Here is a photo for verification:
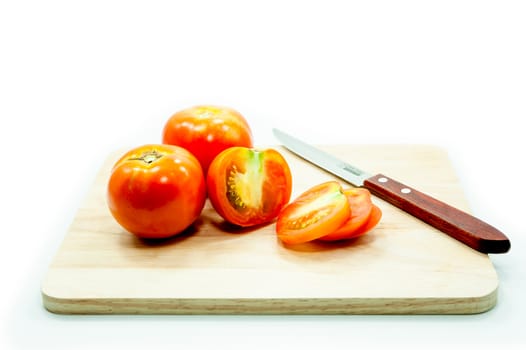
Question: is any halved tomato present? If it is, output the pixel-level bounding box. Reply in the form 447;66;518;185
276;181;351;245
206;147;292;227
317;188;374;241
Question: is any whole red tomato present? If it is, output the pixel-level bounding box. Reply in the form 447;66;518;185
207;147;292;227
107;144;206;239
162;105;253;174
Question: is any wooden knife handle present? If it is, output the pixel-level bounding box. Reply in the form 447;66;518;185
363;174;510;254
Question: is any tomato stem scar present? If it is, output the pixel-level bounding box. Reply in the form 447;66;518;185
128;150;163;164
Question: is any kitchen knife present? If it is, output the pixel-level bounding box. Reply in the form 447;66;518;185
272;128;510;254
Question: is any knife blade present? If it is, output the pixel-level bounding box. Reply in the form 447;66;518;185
272;128;510;254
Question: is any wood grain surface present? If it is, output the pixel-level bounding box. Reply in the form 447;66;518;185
41;145;499;314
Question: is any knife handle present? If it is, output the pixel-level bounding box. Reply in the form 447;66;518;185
363;174;510;254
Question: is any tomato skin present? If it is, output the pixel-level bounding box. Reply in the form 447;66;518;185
207;147;292;227
107;144;206;239
276;182;351;245
346;204;382;238
162;105;253;174
317;188;374;241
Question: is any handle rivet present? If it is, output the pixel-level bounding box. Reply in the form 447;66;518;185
378;177;388;183
401;188;411;194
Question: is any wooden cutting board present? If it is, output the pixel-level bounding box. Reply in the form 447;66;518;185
41;145;499;314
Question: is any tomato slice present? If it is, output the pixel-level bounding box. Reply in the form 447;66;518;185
207;147;292;227
276;181;351;245
350;204;382;237
320;204;382;241
317;188;374;242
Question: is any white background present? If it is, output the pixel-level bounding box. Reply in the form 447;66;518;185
1;0;525;349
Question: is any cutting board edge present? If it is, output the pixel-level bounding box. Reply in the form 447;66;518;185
41;285;498;315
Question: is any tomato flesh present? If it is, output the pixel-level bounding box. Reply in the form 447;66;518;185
226;152;264;211
207;147;292;227
276;182;351;245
